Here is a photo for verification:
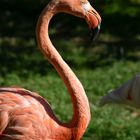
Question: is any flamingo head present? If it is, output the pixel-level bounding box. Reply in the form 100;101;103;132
54;0;101;41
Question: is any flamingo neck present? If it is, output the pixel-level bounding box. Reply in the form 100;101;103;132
36;2;91;138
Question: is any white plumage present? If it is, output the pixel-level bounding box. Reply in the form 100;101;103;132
100;73;140;108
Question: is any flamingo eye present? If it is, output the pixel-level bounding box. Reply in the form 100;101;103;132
81;0;85;3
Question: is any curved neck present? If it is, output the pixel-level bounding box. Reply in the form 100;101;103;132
36;2;90;138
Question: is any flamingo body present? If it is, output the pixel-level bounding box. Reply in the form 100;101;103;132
0;0;101;139
0;87;71;140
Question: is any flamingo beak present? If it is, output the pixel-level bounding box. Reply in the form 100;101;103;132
83;2;101;41
90;22;101;41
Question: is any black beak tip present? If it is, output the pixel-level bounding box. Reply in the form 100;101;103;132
90;23;101;41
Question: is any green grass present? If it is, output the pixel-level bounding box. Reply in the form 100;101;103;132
1;60;140;140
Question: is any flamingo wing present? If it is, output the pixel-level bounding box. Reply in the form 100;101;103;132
0;87;54;140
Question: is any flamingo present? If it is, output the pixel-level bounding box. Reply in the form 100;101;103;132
0;0;101;139
100;73;140;108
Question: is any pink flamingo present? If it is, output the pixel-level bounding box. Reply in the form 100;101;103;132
0;0;101;139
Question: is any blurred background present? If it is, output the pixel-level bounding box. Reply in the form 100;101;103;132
0;0;140;139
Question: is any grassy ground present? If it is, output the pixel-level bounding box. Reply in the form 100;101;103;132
1;55;140;139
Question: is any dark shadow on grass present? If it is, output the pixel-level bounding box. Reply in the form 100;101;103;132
0;0;140;76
